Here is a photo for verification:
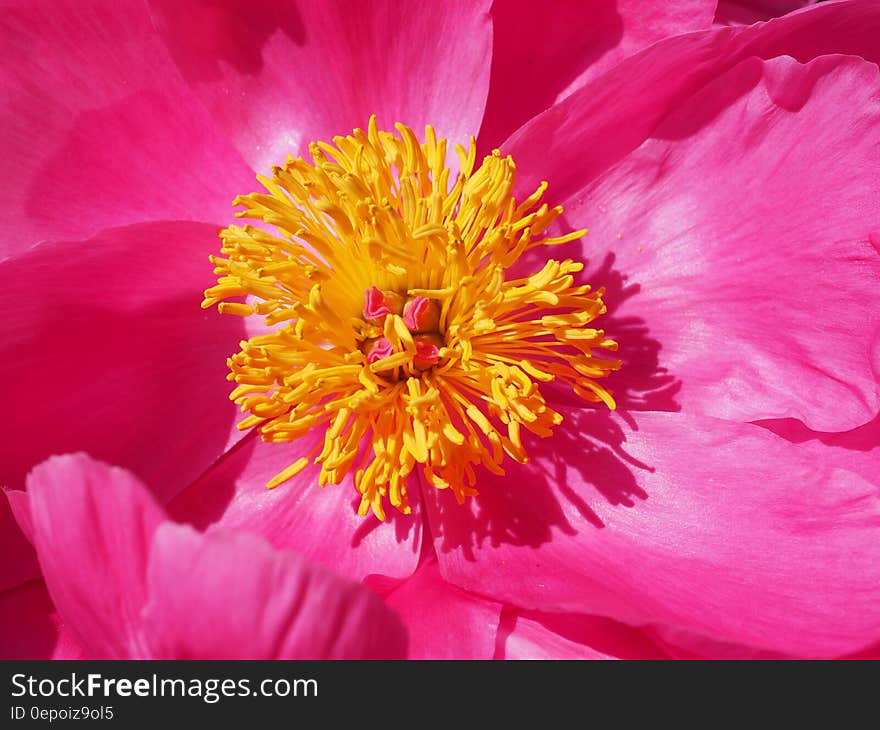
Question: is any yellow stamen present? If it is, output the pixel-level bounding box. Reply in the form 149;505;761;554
206;117;620;519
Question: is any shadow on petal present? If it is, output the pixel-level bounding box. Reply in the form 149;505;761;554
149;0;306;81
167;432;423;583
422;250;677;557
586;250;682;413
424;407;655;559
349;476;422;550
508;233;681;413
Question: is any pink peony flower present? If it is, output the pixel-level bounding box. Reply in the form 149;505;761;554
3;0;880;660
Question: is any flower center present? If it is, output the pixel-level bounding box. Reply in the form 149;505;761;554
203;117;620;519
360;287;444;377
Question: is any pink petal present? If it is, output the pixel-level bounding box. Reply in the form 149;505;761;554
26;454;166;658
650;625;792;659
141;523;406;659
716;1;818;26
0;0;254;254
50;627;86;660
425;409;880;658
532;54;880;430
757;415;880;488
0;490;39;591
0;578;82;659
148;0;493;172
0;222;245;502
506;0;880;202
167;433;422;584
0;581;62;659
653;622;880;660
480;0;716;149
384;561;501;660
25;452;407;660
498;610;669;660
840;642;880;661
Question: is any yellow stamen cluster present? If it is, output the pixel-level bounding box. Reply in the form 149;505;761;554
203;118;619;519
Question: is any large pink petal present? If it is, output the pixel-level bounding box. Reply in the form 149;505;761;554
167;433;422;584
0;222;245;502
0;0;254;254
25;454;166;659
0;490;39;591
424;409;880;658
384;561;501;660
506;0;880;200
529;54;880;430
479;0;716;149
148;0;493;172
141;523;406;659
498;610;669;660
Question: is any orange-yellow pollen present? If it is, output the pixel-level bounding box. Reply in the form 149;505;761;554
203;117;620;520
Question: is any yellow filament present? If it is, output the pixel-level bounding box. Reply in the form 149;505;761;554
205;117;619;519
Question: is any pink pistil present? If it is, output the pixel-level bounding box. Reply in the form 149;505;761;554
363;286;403;325
413;334;442;369
365;337;394;364
402;296;441;333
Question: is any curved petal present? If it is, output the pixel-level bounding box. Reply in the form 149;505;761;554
649;625;792;659
534;54;880;430
425;409;880;658
0;490;39;591
498;610;668;660
25;454;165;659
716;1;817;26
148;0;493;172
505;0;880;199
167;433;422;584
480;0;716;149
0;222;245;501
756;415;880;488
24;452;408;660
651;621;880;659
0;0;254;254
384;561;500;660
141;523;407;659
